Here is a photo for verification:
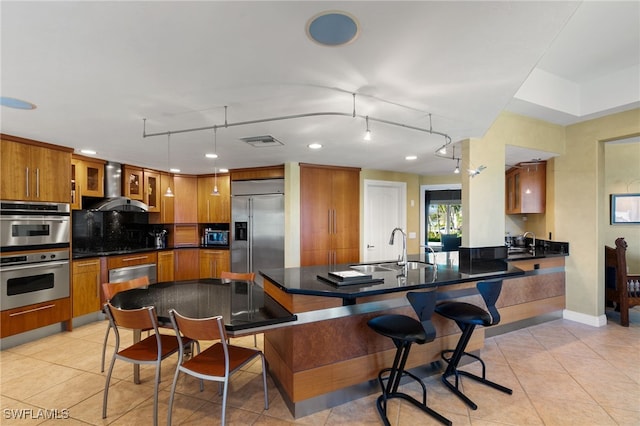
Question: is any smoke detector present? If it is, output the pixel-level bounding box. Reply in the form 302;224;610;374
240;135;284;148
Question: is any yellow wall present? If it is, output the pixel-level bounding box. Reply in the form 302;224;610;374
556;108;640;320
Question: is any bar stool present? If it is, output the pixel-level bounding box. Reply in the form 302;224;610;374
367;291;451;426
435;279;513;410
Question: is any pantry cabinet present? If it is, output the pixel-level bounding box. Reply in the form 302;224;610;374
300;164;360;266
72;258;101;317
506;162;546;214
174;175;198;223
1;137;71;202
197;175;231;223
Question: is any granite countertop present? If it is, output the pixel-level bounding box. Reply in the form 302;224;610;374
260;252;525;302
71;245;229;259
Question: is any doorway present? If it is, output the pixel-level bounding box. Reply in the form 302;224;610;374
363;180;406;262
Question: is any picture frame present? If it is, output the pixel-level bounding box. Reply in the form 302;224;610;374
610;193;640;224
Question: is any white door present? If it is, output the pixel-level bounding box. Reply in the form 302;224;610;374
363;180;406;262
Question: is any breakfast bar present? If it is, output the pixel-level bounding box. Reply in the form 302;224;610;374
260;249;567;417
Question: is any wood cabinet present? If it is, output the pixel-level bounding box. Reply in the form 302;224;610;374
72;258;101;317
157;250;175;282
174;248;199;280
144;169;161;213
199;249;230;279
300;164;360;266
1;298;71;338
123;165;144;201
174;175;198;223
197;175;230;223
1;137;71;202
150;172;175;224
506;162;546;214
107;252;157;270
71;155;105;209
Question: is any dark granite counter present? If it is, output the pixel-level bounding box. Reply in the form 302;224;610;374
260;252;525;303
72;245;228;260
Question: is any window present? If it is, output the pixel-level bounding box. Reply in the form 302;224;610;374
426;190;462;245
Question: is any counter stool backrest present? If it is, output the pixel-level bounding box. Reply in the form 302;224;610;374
406;291;437;340
477;280;502;325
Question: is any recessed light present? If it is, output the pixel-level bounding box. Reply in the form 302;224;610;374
306;11;360;47
308;143;323;150
80;149;97;155
205;153;218;159
170;168;181;173
218;168;228;173
405;155;418;161
0;96;37;110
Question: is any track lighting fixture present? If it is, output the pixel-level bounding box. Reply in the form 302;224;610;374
454;158;460;174
164;133;174;197
364;116;371;141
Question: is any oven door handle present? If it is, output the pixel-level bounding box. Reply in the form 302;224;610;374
0;261;69;272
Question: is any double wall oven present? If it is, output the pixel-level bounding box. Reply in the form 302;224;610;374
1;201;71;312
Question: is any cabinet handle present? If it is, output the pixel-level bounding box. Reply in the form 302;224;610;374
333;209;337;234
96;272;100;299
10;304;55;317
75;261;97;268
207;200;210;221
327;210;331;234
36;168;40;198
121;256;148;262
25;167;29;197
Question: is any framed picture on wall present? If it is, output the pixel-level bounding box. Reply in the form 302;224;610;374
610;193;640;224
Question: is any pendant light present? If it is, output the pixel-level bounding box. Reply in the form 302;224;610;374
211;127;220;196
363;116;371;141
164;133;174;197
454;158;460;174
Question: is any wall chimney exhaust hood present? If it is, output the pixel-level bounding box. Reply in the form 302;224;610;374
87;162;149;212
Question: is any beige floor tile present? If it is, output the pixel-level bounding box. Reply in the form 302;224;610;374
531;396;618;425
602;405;640;426
24;371;104;411
1;362;83;401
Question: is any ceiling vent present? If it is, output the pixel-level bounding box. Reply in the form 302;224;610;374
240;135;284;148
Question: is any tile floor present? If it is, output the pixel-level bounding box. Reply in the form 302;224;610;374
1;308;639;425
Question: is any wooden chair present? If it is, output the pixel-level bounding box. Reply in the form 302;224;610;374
100;276;151;372
605;237;640;326
167;309;268;426
221;271;258;347
102;303;192;426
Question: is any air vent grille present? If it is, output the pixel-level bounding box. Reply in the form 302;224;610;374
239;135;284;148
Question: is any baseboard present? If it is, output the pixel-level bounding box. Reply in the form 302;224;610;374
562;309;607;327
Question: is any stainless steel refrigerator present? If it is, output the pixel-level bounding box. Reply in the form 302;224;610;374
231;179;284;285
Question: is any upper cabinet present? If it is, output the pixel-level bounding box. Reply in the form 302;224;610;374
1;137;71;203
123;165;144;200
174;175;198;223
71;155;105;209
197;175;230;223
505;161;546;214
300;164;360;266
144;169;160;213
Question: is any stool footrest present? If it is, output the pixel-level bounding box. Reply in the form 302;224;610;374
376;392;452;426
442;367;513;410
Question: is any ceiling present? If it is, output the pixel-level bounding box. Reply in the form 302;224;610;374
2;1;638;176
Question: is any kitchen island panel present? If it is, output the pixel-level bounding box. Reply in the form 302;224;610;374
263;279;342;313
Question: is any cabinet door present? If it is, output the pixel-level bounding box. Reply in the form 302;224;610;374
197;175;231;223
300;166;333;262
175;249;199;280
157;250;175;282
199;250;230;278
71;158;81;210
160;173;175;223
174;175;198;223
331;168;360;256
1;139;32;200
123;165;144;200
72;258;101;317
30;145;71;202
144;169;161;213
81;160;104;198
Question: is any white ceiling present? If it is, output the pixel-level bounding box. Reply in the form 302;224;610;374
1;1;638;176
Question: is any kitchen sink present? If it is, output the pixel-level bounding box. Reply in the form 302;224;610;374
349;264;395;273
350;261;432;273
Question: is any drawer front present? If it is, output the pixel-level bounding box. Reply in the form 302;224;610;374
107;252;157;269
1;297;71;338
72;258;100;274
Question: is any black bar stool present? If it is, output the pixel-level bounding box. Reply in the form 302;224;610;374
435;279;513;409
367;291;451;426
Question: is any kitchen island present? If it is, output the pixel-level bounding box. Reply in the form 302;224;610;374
260;250;567;417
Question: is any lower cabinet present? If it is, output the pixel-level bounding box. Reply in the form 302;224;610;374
72;258;101;317
1;298;71;338
199;250;230;279
157;250;175;282
174;249;199;281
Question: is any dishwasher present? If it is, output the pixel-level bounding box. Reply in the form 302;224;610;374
108;263;157;284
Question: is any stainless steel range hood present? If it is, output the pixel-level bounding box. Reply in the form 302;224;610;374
88;162;149;212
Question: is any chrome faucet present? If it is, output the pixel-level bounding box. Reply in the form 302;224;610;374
424;245;436;264
389;227;407;266
523;231;536;252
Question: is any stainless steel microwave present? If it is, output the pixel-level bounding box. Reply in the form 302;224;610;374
204;229;229;246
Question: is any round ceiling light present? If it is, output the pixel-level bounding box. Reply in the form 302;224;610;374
306;11;360;46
